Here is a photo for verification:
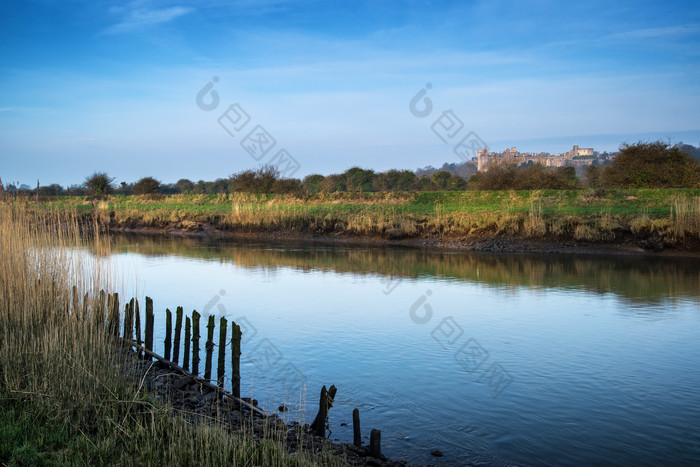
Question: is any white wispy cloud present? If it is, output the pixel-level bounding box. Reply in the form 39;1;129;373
104;2;194;34
609;24;700;41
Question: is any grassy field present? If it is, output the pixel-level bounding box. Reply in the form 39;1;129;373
0;204;338;466
19;188;700;246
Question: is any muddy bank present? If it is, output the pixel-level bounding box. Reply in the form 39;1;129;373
107;220;700;258
119;346;408;467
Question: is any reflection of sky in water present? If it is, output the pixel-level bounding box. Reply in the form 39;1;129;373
103;235;700;466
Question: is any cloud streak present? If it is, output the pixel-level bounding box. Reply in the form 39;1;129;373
104;3;194;34
609;24;700;41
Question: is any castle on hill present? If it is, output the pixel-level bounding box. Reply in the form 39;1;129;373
477;145;597;172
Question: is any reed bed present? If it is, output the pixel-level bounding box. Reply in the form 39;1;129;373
0;203;335;466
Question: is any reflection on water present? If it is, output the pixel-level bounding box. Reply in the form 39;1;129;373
107;233;700;308
103;234;700;466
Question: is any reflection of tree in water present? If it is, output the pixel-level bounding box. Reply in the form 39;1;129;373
105;233;700;307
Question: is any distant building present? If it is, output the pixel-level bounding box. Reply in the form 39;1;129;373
477;144;597;172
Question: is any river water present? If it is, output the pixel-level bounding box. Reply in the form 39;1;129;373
105;234;700;466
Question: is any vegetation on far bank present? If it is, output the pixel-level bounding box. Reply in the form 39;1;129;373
8;188;700;249
3;141;700;198
0;204;339;466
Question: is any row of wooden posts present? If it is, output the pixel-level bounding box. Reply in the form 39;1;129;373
99;292;242;398
97;290;382;456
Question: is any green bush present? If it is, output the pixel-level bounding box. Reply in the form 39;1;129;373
601;141;700;188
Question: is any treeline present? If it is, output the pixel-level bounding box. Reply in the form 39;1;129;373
2;167;469;197
3;141;699;197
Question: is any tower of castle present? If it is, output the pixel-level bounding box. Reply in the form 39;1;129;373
477;146;489;172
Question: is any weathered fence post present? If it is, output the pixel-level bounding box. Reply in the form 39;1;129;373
204;315;215;380
217;317;227;388
231;321;242;399
98;290;106;326
353;408;361;447
106;292;113;328
81;292;89;320
164;308;172;361
191;311;201;375
184;316;191;371
122;300;134;341
134;298;141;358
144;297;154;360
173;306;183;365
310;385;337;437
369;429;381;458
109;293;119;337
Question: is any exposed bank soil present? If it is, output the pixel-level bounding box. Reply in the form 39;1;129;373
107;220;700;258
119;346;408;467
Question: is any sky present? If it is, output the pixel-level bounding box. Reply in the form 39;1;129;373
1;0;699;186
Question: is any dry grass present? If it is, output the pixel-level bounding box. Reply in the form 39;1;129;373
672;196;700;239
523;201;547;238
0;202;338;466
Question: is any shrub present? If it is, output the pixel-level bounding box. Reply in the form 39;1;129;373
601;141;700;188
83;172;115;196
133;177;161;195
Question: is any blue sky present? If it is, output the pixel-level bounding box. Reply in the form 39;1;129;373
1;0;699;185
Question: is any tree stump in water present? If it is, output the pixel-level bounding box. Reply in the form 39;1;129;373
309;384;337;437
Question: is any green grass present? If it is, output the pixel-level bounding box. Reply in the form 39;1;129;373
0;400;73;466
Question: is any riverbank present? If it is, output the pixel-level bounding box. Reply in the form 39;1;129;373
8;188;700;256
109;222;700;258
120;344;405;466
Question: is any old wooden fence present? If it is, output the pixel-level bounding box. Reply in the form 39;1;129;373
99;291;382;455
104;294;243;398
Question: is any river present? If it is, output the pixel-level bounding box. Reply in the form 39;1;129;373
104;233;700;466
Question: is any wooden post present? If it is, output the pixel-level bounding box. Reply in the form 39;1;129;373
184;316;191;371
231;321;242;399
353;408;361;447
98;290;106;327
134;298;141;358
106;292;113;327
217;317;227;388
191;311;201;375
369;429;381;458
109;293;119;337
164;308;172;361
122;300;134;341
204;315;215;380
82;292;89;320
122;301;129;340
310;384;337;437
145;297;154;360
173;306;183;365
